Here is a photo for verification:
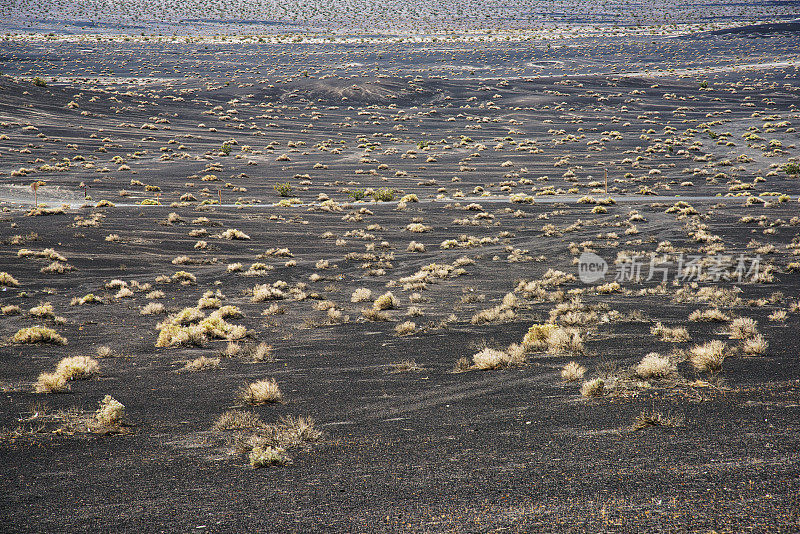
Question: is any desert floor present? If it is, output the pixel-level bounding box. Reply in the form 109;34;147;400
1;22;800;532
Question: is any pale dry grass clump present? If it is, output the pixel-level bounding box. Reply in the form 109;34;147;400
522;323;558;348
0;272;20;287
35;372;70;393
468;344;525;371
140;302;165;315
546;327;584;355
561;361;586;382
240;378;283;405
41;261;74;274
390;360;423;373
768;310;787;322
180;356;221;372
248;342;274;362
394;321;416;336
12;326;67;345
470;304;515;325
635;353;675;380
221;414;321;468
115;286;134;299
361;308;391;322
155;308;245;348
222;342;242;358
218;228;251;240
249;446;289;468
350;287;373;303
2;304;22;315
155;324;206;348
214;410;265;430
55;356;99;380
407;241;425;252
728;317;758;339
631;410;684;431
743;334;768;355
29;302;55;318
651;322;690;342
252;284;285;302
71;293;102;306
689;308;730;322
373;292;399;310
689;340;727;373
580;378;605;398
94;395;125;428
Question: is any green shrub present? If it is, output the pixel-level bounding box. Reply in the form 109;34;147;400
783;162;800;176
274;182;293;197
372;188;395;202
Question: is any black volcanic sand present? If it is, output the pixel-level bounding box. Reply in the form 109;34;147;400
1;31;800;532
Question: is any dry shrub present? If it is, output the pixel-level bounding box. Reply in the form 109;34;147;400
651;322;690;342
35;372;69;393
390;360;423;373
56;356;99;380
41;261;74;274
580;378;605;397
471;348;511;370
218;228;251;240
394;321;416;336
689;340;727;373
156;324;206;348
181;356;221;372
688;308;730;322
561;361;586;382
29;302;54;318
115;287;134;299
2;304;22;315
249;342;274;362
362;308;390;322
471;305;515;325
635;353;675;379
71;293;101;306
249;446;289;468
252;284;285;302
94;395;125;428
743;334;768;355
222;342;241;358
631;410;684;431
214;410;265;430
373;291;399;310
546;327;584;355
523;323;558;348
240;378;283;405
12;326;67;345
0;272;19;287
350;287;373;303
140;302;165;315
729;317;758;339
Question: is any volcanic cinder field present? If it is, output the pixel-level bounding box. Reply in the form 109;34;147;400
1;2;800;531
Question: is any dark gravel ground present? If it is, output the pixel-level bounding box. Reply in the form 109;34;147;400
1;29;800;532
